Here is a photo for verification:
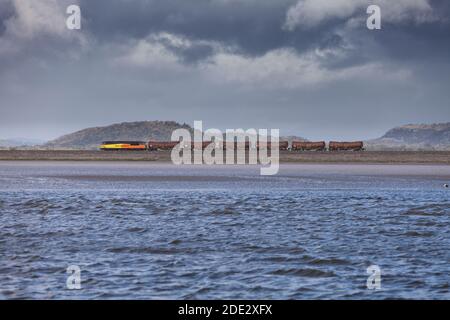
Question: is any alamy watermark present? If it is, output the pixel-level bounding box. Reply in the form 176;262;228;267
66;5;81;30
64;4;381;31
66;265;82;290
170;121;280;176
63;263;384;293
366;265;382;290
367;5;382;30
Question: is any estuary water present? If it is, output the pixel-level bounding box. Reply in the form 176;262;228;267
0;162;449;299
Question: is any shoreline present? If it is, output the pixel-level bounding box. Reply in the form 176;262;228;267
0;150;450;165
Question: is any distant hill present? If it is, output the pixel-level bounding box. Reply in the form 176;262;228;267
43;121;310;150
0;138;45;148
44;121;193;150
366;123;450;150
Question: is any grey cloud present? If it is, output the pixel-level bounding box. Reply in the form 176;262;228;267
74;0;450;68
0;0;449;141
0;0;86;74
0;1;14;35
284;0;438;30
2;0;448;67
78;0;322;56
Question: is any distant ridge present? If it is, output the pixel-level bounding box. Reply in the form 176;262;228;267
0;138;45;148
44;121;193;150
366;122;450;150
25;121;450;151
280;135;308;143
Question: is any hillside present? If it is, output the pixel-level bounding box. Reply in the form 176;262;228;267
366;123;450;150
44;121;193;150
42;121;309;150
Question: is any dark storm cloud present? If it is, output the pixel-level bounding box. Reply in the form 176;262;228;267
78;0;328;56
73;0;450;68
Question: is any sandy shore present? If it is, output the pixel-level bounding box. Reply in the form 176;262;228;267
0;150;450;164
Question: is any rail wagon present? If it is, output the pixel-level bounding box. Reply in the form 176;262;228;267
292;141;326;151
100;141;147;151
329;141;364;151
278;141;289;150
147;141;179;150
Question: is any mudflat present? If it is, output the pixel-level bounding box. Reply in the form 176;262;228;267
0;149;450;164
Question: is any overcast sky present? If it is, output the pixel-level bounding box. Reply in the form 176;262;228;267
0;0;449;141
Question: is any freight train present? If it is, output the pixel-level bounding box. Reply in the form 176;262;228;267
100;140;364;151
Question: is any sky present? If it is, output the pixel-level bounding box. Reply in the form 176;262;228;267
0;0;449;141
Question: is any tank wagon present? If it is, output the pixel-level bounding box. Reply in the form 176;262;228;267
147;141;179;151
270;141;289;150
291;141;326;151
328;141;364;151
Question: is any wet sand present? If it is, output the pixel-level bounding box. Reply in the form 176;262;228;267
1;161;450;184
0;150;450;164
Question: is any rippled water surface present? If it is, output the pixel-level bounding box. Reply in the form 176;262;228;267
0;162;449;299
